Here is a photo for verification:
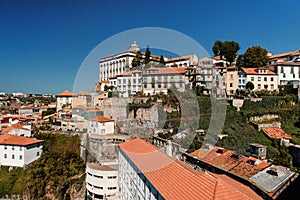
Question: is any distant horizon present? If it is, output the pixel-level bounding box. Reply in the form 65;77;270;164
1;0;300;94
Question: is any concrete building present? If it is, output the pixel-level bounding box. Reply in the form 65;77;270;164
225;66;238;97
238;70;247;91
1;123;31;137
268;62;300;86
142;67;186;95
118;138;262;200
86;162;118;200
0;134;43;168
212;66;227;98
188;145;298;199
99;42;160;81
88;116;115;135
56;90;75;111
249;143;267;160
269;49;300;64
165;54;198;68
243;67;278;91
110;70;143;98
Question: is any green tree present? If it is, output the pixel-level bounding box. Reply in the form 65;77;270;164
243;46;269;68
144;45;151;64
159;55;165;65
246;81;254;91
212;40;223;57
212;40;240;65
132;51;143;67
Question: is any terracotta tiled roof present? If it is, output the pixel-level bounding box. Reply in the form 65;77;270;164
166;55;193;62
116;70;142;77
190;147;270;180
262;127;292;139
1;124;29;134
0;134;43;146
90;116;113;123
242;68;276;75
269;52;293;59
99;80;110;84
119;138;262;200
76;91;91;96
145;67;186;75
56;90;74;97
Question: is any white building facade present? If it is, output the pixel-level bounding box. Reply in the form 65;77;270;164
0;134;43;168
86;162;118;200
268;62;300;86
88;116;115;135
56;90;75;111
243;68;278;91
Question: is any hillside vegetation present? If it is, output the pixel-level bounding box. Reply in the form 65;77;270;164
0;132;85;199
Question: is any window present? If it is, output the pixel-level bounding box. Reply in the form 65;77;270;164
37;152;40;156
4;146;7;150
283;73;286;78
251;77;254;81
271;77;274;81
280;67;284;73
151;83;155;88
258;77;261;81
264;77;267;81
291;67;294;74
12;146;14;150
19;147;22;151
4;154;7;159
12;155;15;159
108;176;117;179
20;155;23;160
94;175;103;179
94;186;103;189
258;84;261;89
108;187;117;190
271;84;274;90
230;74;233;80
230;83;233;87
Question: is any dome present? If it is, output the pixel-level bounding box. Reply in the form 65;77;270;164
130;41;140;52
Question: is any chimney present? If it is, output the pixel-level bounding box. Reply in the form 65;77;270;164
166;140;172;157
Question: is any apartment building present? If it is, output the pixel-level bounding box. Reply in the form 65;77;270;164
268;62;300;86
142;67;186;95
56;90;75;111
243;68;278;91
0;134;43;168
226;66;238;97
118;138;262;200
86;162;118;200
88;116;115;135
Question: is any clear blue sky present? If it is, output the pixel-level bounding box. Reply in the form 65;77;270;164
0;0;299;94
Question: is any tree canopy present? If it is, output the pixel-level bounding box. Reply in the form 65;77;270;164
246;81;254;91
159;55;165;65
242;46;269;68
212;40;240;65
144;45;151;64
132;51;143;67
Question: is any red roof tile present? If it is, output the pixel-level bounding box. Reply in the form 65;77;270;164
0;134;43;146
90;116;113;122
119;138;262;200
56;90;74;97
262;127;292;139
191;147;270;180
242;68;276;75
